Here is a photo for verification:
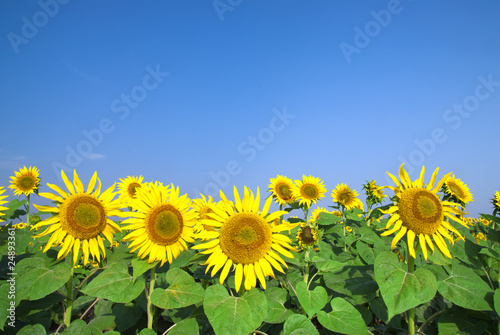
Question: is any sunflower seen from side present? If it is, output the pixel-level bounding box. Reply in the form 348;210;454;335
492;191;500;215
331;183;364;210
381;164;468;260
192;194;224;237
33;170;125;266
117;175;144;206
9;166;40;196
122;183;196;266
269;175;297;206
293;175;327;208
0;187;8;222
363;180;387;205
441;174;473;205
193;186;298;292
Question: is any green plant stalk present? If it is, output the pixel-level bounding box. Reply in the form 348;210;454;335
304;249;310;283
64;253;74;328
408;254;415;335
26;194;31;227
147;266;157;330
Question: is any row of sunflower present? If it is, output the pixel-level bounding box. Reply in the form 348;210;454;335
1;165;500;335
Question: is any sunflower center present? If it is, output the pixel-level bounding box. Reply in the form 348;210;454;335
18;175;36;191
338;192;352;204
398;188;443;235
302;184;319;199
127;182;141;198
219;212;272;264
276;183;293;200
448;182;465;199
60;194;107;239
299;227;316;244
145;204;183;245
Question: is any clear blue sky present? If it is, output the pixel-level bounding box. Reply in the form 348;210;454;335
1;0;499;218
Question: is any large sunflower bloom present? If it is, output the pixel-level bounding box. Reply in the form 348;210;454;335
442;174;473;205
117;175;144;206
331;183;364;210
9;166;40;196
381;164;468;260
122;183;196;266
268;175;297;206
293;175;327;207
193;186;298;292
33;170;125;266
0;187;8;222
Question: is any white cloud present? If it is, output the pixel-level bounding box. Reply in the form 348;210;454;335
84;153;106;160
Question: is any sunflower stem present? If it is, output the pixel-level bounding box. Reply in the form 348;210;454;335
25;194;31;227
408;254;416;335
147;266;157;330
64;254;74;328
303;249;310;283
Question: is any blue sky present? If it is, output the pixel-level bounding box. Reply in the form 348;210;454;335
1;0;499;218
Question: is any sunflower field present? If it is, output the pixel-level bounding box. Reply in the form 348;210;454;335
1;165;500;335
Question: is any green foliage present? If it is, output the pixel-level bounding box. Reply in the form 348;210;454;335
316;297;368;335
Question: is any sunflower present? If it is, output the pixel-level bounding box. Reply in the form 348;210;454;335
33;170;125;266
331;183;364;210
441;174;473;205
117;175;144;206
122;183;196;266
193;186;298;292
309;207;330;224
9;166;40;196
381;164;468;260
296;224;319;250
363;180;387;205
192;194;223;236
493;191;500;214
269;175;297;206
0;187;8;222
293;175;327;207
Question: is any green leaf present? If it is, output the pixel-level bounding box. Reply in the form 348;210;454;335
150;268;204;309
138;329;157;335
66;319;92;335
345;208;364;221
16;255;72;302
356;241;375;264
88;315;115;332
4;199;27;220
131;258;158;281
323;264;378;305
203;284;266;335
374;252;437;320
283;313;318;335
0;284;12;331
317;212;342;226
437;308;488;335
295;281;328;318
168;318;199;335
17;324;46;335
437;261;494;311
316;297;368;335
264;287;294;324
81;263;144;303
495;289;500;315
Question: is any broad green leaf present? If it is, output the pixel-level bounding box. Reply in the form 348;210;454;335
168;318;199;335
345;208;364;221
16;256;72;301
66;319;92;335
203;284;266;335
4;199;27;220
242;288;268;329
495;289;500;315
314;258;344;273
295;281;328;318
437;308;488;335
323;264;378;305
437;261;494;311
17;324;46;335
81;263;144;303
264;287;294;324
356;241;375;264
317;212;342;226
150;268;204;309
138;329;157;335
374;252;437;320
88;315;115;332
316;297;368;335
283;313;318;335
131;257;158;281
112;302;145;333
0;284;12;331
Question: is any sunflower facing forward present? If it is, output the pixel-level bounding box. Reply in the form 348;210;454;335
117;175;144;206
381;164;468;260
122;183;196;266
293;175;327;207
193;186;298;292
9;166;40;196
331;183;364;210
268;175;297;206
33;170;125;265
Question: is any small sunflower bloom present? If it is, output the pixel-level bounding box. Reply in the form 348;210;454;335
193;186;298;292
474;232;487;244
296;225;319;250
192;194;224;237
441;174;473;205
331;183;364;210
122;183;196;266
0;187;8;222
381;164;468;260
293;175;327;207
493;191;500;215
9;166;40;196
33;170;126;266
117;175;144;206
309;207;330;224
269;175;297;206
363;180;387;205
